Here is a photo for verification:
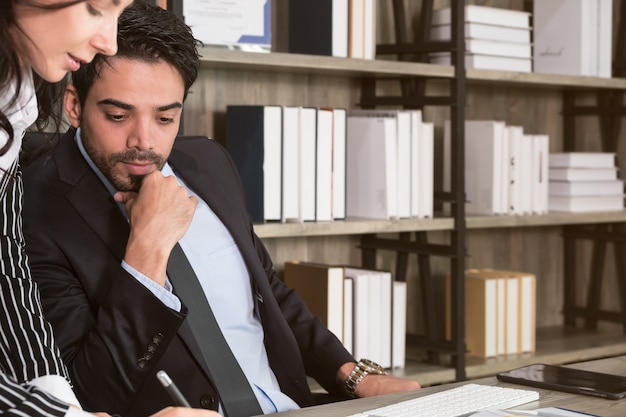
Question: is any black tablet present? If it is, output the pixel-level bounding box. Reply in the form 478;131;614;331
497;363;626;400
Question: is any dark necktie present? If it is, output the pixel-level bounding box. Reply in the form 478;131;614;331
166;243;263;417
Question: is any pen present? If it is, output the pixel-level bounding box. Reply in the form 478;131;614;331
157;370;191;407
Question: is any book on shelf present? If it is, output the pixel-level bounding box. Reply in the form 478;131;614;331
430;54;532;73
549;180;624;196
225;105;282;223
507;126;523;215
183;0;271;52
549;152;617;168
282;106;301;222
315;108;334;222
430;22;532;44
548;167;618;181
419;122;435;219
446;268;536;358
462;39;532;59
533;0;613;77
432;5;531;29
330;108;347;220
392;281;407;369
343;267;393;368
548;195;625;213
283;261;345;343
484;269;537;354
299;107;317;222
348;0;376;59
444;120;507;215
532;134;550;215
350;109;412;219
346;116;398;220
287;0;348;57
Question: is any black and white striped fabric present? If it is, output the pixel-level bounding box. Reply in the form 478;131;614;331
0;160;69;416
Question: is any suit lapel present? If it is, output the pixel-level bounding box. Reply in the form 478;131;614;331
55;130;129;261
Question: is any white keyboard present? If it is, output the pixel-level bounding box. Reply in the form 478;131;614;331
346;383;539;417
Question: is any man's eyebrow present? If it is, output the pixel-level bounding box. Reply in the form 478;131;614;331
157;102;183;112
98;98;134;110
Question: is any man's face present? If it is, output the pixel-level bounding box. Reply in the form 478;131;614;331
65;57;185;191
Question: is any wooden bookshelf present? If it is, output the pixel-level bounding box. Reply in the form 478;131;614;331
186;1;626;389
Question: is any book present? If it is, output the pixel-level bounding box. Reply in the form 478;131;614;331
392;281;407;369
331;108;347;220
486;269;536;354
432;5;530;29
548;167;618;181
283;261;345;343
225;105;282;223
282;106;301;222
532;135;550;214
430;22;532;44
409;110;423;218
420;122;435;219
463;39;531;59
350;109;412;219
299;107;317;222
548;195;625;213
507;126;524;215
549;152;616;168
183;0;271;52
430;54;532;73
346;117;398;220
533;0;611;77
549;180;624;196
287;0;348;57
315;108;334;222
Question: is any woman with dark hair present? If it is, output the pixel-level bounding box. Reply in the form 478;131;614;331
0;1;127;416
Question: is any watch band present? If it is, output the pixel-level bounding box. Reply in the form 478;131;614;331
344;358;386;398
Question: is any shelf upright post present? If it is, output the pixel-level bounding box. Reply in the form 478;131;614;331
357;0;468;381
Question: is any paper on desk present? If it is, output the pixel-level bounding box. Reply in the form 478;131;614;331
470;407;599;417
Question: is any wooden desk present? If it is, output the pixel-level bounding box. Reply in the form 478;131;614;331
270;356;626;417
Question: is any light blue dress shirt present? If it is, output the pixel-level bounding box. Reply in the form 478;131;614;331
75;130;300;414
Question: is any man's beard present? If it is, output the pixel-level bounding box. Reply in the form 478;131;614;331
81;129;166;192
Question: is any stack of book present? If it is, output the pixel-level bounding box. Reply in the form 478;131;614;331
443;120;549;216
548;153;624;213
429;5;532;72
534;0;612;77
226;105;348;224
347;110;434;220
283;261;407;369
446;268;536;358
287;0;376;59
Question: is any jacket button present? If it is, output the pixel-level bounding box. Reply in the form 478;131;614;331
152;333;164;344
147;343;157;353
199;394;217;409
137;358;146;369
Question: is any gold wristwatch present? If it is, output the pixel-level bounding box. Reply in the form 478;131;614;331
344;358;386;398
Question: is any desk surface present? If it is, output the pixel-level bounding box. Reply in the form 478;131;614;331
271;356;626;417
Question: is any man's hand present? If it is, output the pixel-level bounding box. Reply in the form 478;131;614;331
337;361;421;398
116;171;198;286
149;407;220;417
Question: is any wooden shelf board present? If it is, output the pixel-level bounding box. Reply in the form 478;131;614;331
467;210;626;229
254;217;454;238
254;211;626;238
199;47;451;78
396;326;626;387
198;48;626;90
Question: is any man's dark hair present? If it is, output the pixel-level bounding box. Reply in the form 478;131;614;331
72;1;202;107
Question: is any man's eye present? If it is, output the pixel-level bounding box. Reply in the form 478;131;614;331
106;114;126;121
160;117;175;124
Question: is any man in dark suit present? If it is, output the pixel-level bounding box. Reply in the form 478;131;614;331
22;3;420;417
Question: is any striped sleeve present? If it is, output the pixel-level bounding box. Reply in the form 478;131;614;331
0;160;70;384
0;372;69;417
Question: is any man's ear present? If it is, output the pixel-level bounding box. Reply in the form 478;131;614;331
64;84;82;128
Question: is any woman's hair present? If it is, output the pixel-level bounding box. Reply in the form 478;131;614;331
72;1;202;108
0;0;86;156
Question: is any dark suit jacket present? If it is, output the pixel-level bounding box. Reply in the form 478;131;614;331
23;130;354;417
